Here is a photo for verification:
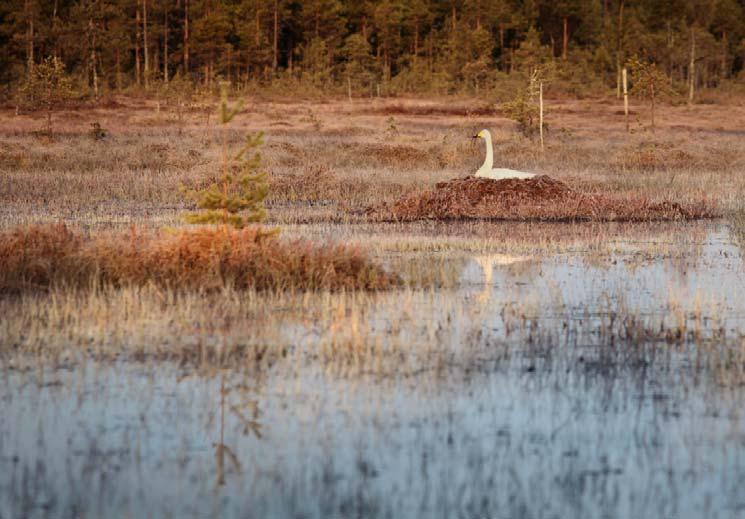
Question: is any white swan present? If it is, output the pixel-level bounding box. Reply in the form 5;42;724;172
473;129;536;180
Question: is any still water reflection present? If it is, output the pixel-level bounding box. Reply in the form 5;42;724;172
2;223;745;518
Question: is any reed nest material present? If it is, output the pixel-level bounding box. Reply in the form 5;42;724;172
0;225;400;293
368;175;716;222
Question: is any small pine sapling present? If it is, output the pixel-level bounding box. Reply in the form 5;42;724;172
17;56;76;136
184;84;271;230
626;56;676;131
502;67;551;139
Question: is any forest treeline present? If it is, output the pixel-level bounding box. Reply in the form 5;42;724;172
2;0;745;99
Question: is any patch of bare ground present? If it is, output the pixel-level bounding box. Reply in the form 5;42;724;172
368;175;717;222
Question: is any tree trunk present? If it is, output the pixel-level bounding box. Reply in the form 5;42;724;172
154;44;159;83
562;17;568;60
52;0;59;58
183;0;189;74
688;27;695;105
116;48;122;91
499;24;504;70
616;0;624;99
428;32;433;74
25;0;34;73
255;6;260;45
721;31;727;81
164;3;169;83
509;46;514;74
650;82;655;130
539;81;544;151
136;5;141;86
143;0;149;89
208;55;213;89
227;45;232;84
414;20;419;59
272;0;279;74
89;18;98;98
622;67;629;132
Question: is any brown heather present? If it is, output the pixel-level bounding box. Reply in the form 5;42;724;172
0;224;399;293
369;175;717;222
2;98;745;229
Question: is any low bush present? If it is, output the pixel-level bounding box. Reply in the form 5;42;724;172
0;224;399;293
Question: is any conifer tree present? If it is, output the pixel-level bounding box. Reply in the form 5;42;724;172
1;0;745;94
626;55;675;130
342;32;374;94
184;83;269;229
17;55;75;135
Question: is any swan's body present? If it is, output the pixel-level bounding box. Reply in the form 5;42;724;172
473;129;536;180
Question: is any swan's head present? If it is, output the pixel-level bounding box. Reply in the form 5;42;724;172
472;129;490;140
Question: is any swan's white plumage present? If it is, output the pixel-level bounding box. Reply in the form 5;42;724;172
474;129;536;180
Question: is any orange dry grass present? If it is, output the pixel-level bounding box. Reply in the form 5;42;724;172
0;224;399;293
369;176;717;222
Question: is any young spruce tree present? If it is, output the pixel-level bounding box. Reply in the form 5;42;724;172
184;83;270;229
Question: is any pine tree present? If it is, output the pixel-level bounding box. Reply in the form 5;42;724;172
373;0;403;82
342;32;374;95
17;55;75;135
626;55;675;130
184;83;269;229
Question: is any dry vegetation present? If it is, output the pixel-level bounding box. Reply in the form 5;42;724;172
1;96;744;228
0;224;398;293
2;95;745;377
368;175;715;221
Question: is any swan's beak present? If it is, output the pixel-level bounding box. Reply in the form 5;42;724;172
471;134;480;139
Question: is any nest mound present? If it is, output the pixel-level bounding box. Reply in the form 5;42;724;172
369;175;714;222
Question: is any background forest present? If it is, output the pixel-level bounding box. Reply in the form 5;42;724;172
1;0;745;100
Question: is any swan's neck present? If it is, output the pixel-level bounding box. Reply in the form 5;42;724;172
476;134;493;177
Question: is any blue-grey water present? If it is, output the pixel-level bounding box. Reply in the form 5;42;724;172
2;222;745;518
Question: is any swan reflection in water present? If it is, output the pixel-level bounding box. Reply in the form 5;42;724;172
471;253;535;307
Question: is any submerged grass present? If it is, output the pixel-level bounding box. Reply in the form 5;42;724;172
0;224;399;293
730;208;745;250
3;279;745;387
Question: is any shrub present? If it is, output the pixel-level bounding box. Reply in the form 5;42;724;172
0;225;400;293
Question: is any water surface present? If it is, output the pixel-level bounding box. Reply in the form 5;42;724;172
3;222;745;518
